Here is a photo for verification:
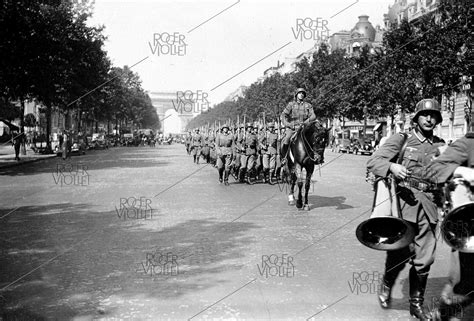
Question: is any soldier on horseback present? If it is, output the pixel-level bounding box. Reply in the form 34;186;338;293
280;87;317;166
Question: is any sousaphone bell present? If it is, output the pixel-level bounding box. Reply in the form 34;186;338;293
356;176;416;250
440;177;474;253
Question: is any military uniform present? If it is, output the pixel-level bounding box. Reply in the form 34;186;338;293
216;127;234;185
185;132;192;154
240;126;258;184
208;132;217;166
426;133;474;320
280;88;316;162
232;127;245;180
367;98;446;320
191;130;202;164
262;124;279;183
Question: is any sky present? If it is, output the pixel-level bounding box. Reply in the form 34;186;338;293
87;0;395;105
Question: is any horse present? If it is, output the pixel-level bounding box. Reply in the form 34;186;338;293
281;122;330;210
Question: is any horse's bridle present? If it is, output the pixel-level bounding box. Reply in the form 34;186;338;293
300;122;325;164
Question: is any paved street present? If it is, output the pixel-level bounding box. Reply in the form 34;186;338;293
0;144;472;320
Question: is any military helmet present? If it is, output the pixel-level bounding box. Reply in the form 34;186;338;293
413;99;442;124
246;123;253;129
295;87;307;98
267;122;275;128
221;124;230;130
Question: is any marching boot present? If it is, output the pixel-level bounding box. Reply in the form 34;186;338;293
409;268;432;320
193;155;197;163
246;169;254;185
224;170;230;186
238;168;246;183
378;266;401;309
218;168;224;184
263;169;268;183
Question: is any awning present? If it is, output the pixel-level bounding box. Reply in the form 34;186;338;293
0;119;20;131
373;123;382;131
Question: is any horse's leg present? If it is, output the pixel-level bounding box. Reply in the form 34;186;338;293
304;165;314;211
288;166;296;206
295;164;303;209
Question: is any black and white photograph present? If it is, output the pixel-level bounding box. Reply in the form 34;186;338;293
0;0;473;319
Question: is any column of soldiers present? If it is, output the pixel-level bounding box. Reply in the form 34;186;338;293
187;123;285;185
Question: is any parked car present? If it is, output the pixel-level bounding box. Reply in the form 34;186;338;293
91;133;109;150
337;138;352;153
357;139;375;156
70;133;86;155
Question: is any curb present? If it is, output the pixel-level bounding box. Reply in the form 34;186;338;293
0;155;57;169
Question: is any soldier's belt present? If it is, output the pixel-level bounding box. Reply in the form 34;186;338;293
398;177;436;192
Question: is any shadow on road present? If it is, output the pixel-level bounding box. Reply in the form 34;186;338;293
0;202;259;319
0;147;170;177
308;195;354;210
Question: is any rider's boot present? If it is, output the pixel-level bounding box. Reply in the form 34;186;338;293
280;144;288;166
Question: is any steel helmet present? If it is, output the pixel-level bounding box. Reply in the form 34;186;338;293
295;88;307;98
221;124;230;130
413;99;442;124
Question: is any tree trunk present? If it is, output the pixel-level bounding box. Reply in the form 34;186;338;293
45;102;52;153
20;98;26;155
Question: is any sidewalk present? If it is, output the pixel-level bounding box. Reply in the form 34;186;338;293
0;144;57;169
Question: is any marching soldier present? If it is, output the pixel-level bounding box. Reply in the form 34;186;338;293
232;125;245;181
216;124;234;185
262;122;279;184
185;131;192;155
425;125;474;320
191;128;202;164
255;125;264;182
367;98;445;320
209;129;217;167
280;87;317;166
239;124;258;185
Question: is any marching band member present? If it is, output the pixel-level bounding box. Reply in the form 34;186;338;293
425;125;474;321
367;99;445;320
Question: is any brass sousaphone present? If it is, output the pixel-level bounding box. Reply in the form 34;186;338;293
356;175;416;250
440;176;474;253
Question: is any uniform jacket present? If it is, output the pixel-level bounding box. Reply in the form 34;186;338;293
282;100;316;129
245;133;258;155
192;133;202;146
367;131;445;224
216;133;234;155
265;131;278;155
426;133;474;184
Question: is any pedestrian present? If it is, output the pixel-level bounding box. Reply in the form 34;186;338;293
12;131;22;161
367;98;446;320
424;124;474;321
62;130;69;160
280;87;317;166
